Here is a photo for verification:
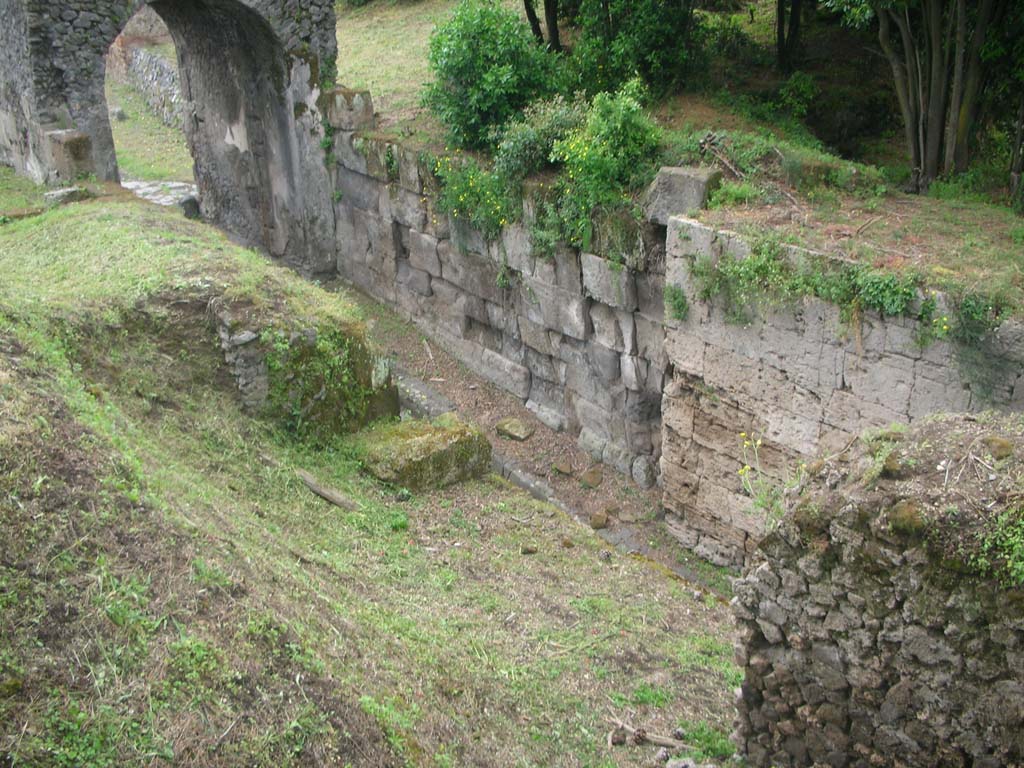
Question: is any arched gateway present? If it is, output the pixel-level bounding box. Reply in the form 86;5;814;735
0;0;339;268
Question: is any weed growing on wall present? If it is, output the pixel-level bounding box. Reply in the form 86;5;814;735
690;235;920;325
433;154;520;239
664;283;690;322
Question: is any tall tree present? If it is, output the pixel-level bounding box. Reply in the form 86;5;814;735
776;0;804;72
829;0;1012;192
523;0;562;51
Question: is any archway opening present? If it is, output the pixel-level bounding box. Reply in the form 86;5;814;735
104;6;197;207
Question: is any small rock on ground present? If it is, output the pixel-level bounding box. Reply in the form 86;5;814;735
551;458;573;476
579;466;603;489
495;416;534;442
589;510;609;530
520;543;538;555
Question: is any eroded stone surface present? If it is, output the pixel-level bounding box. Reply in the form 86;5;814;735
357;414;492;490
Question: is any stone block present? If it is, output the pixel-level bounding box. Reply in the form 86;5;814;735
357;415;490;491
332;131;368;175
323;88;375;131
396;260;432;297
480;349;531;400
384;186;428;231
519;276;588;341
46;130;93;181
409;230;441;276
492;222;534;276
587;341;621;385
643;166;722;224
582;252;637;310
666;216;717;261
518;315;554;356
636;272;665;323
336;167;384;212
441;242;505;304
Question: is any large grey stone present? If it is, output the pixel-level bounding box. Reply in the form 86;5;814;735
324;88;375;131
643;166;722;225
581;252;637;311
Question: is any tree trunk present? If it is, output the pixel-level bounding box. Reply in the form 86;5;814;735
543;0;561;52
524;0;544;43
777;0;788;71
942;0;966;175
952;0;1000;172
786;0;803;69
921;0;948;186
1010;95;1024;203
879;8;923;190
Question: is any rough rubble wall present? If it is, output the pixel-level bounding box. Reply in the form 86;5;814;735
1;0;338;270
731;417;1024;766
659;216;1024;566
0;2;42;178
107;42;183;129
329;131;667;487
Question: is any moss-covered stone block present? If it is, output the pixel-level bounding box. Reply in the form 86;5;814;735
357;414;491;490
258;325;398;443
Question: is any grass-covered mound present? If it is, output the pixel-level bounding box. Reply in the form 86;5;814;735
0;186;395;441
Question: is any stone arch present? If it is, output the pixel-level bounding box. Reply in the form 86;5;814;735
0;0;339;270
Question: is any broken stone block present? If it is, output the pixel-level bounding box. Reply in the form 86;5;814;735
581;252;637;311
323;88;375;131
495;416;535;442
642;166;722;225
357;414;491;491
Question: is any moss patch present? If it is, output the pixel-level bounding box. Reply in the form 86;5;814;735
355;415;491;491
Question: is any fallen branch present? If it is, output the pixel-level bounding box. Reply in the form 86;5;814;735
607;718;690;751
296;469;360;512
856;215;883;235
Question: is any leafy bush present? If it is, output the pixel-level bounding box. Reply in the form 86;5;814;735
551;80;661;247
572;0;701;94
423;0;558;148
492;93;587;180
434;153;520;239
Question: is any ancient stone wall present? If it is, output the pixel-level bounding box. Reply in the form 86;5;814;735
659;216;1024;566
107;44;183;129
325;115;1024;566
327;125;667;488
731;414;1024;766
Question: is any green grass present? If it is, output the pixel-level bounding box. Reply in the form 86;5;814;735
104;79;193;182
0;166;47;216
0;192;738;765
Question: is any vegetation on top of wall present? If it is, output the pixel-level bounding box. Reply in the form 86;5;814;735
422;0;560;149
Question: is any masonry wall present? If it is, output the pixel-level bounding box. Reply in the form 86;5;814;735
107;42;183;130
330;133;666;488
659;216;1024;566
731;415;1024;766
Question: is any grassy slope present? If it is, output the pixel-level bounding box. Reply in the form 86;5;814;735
104;79;194;183
0;190;739;766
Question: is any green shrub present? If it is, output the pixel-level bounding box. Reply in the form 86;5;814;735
664;283;690;321
551;80;661;247
423;0;558;148
492;93;587;180
572;0;701;94
434;153;520;239
691;236;921;325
